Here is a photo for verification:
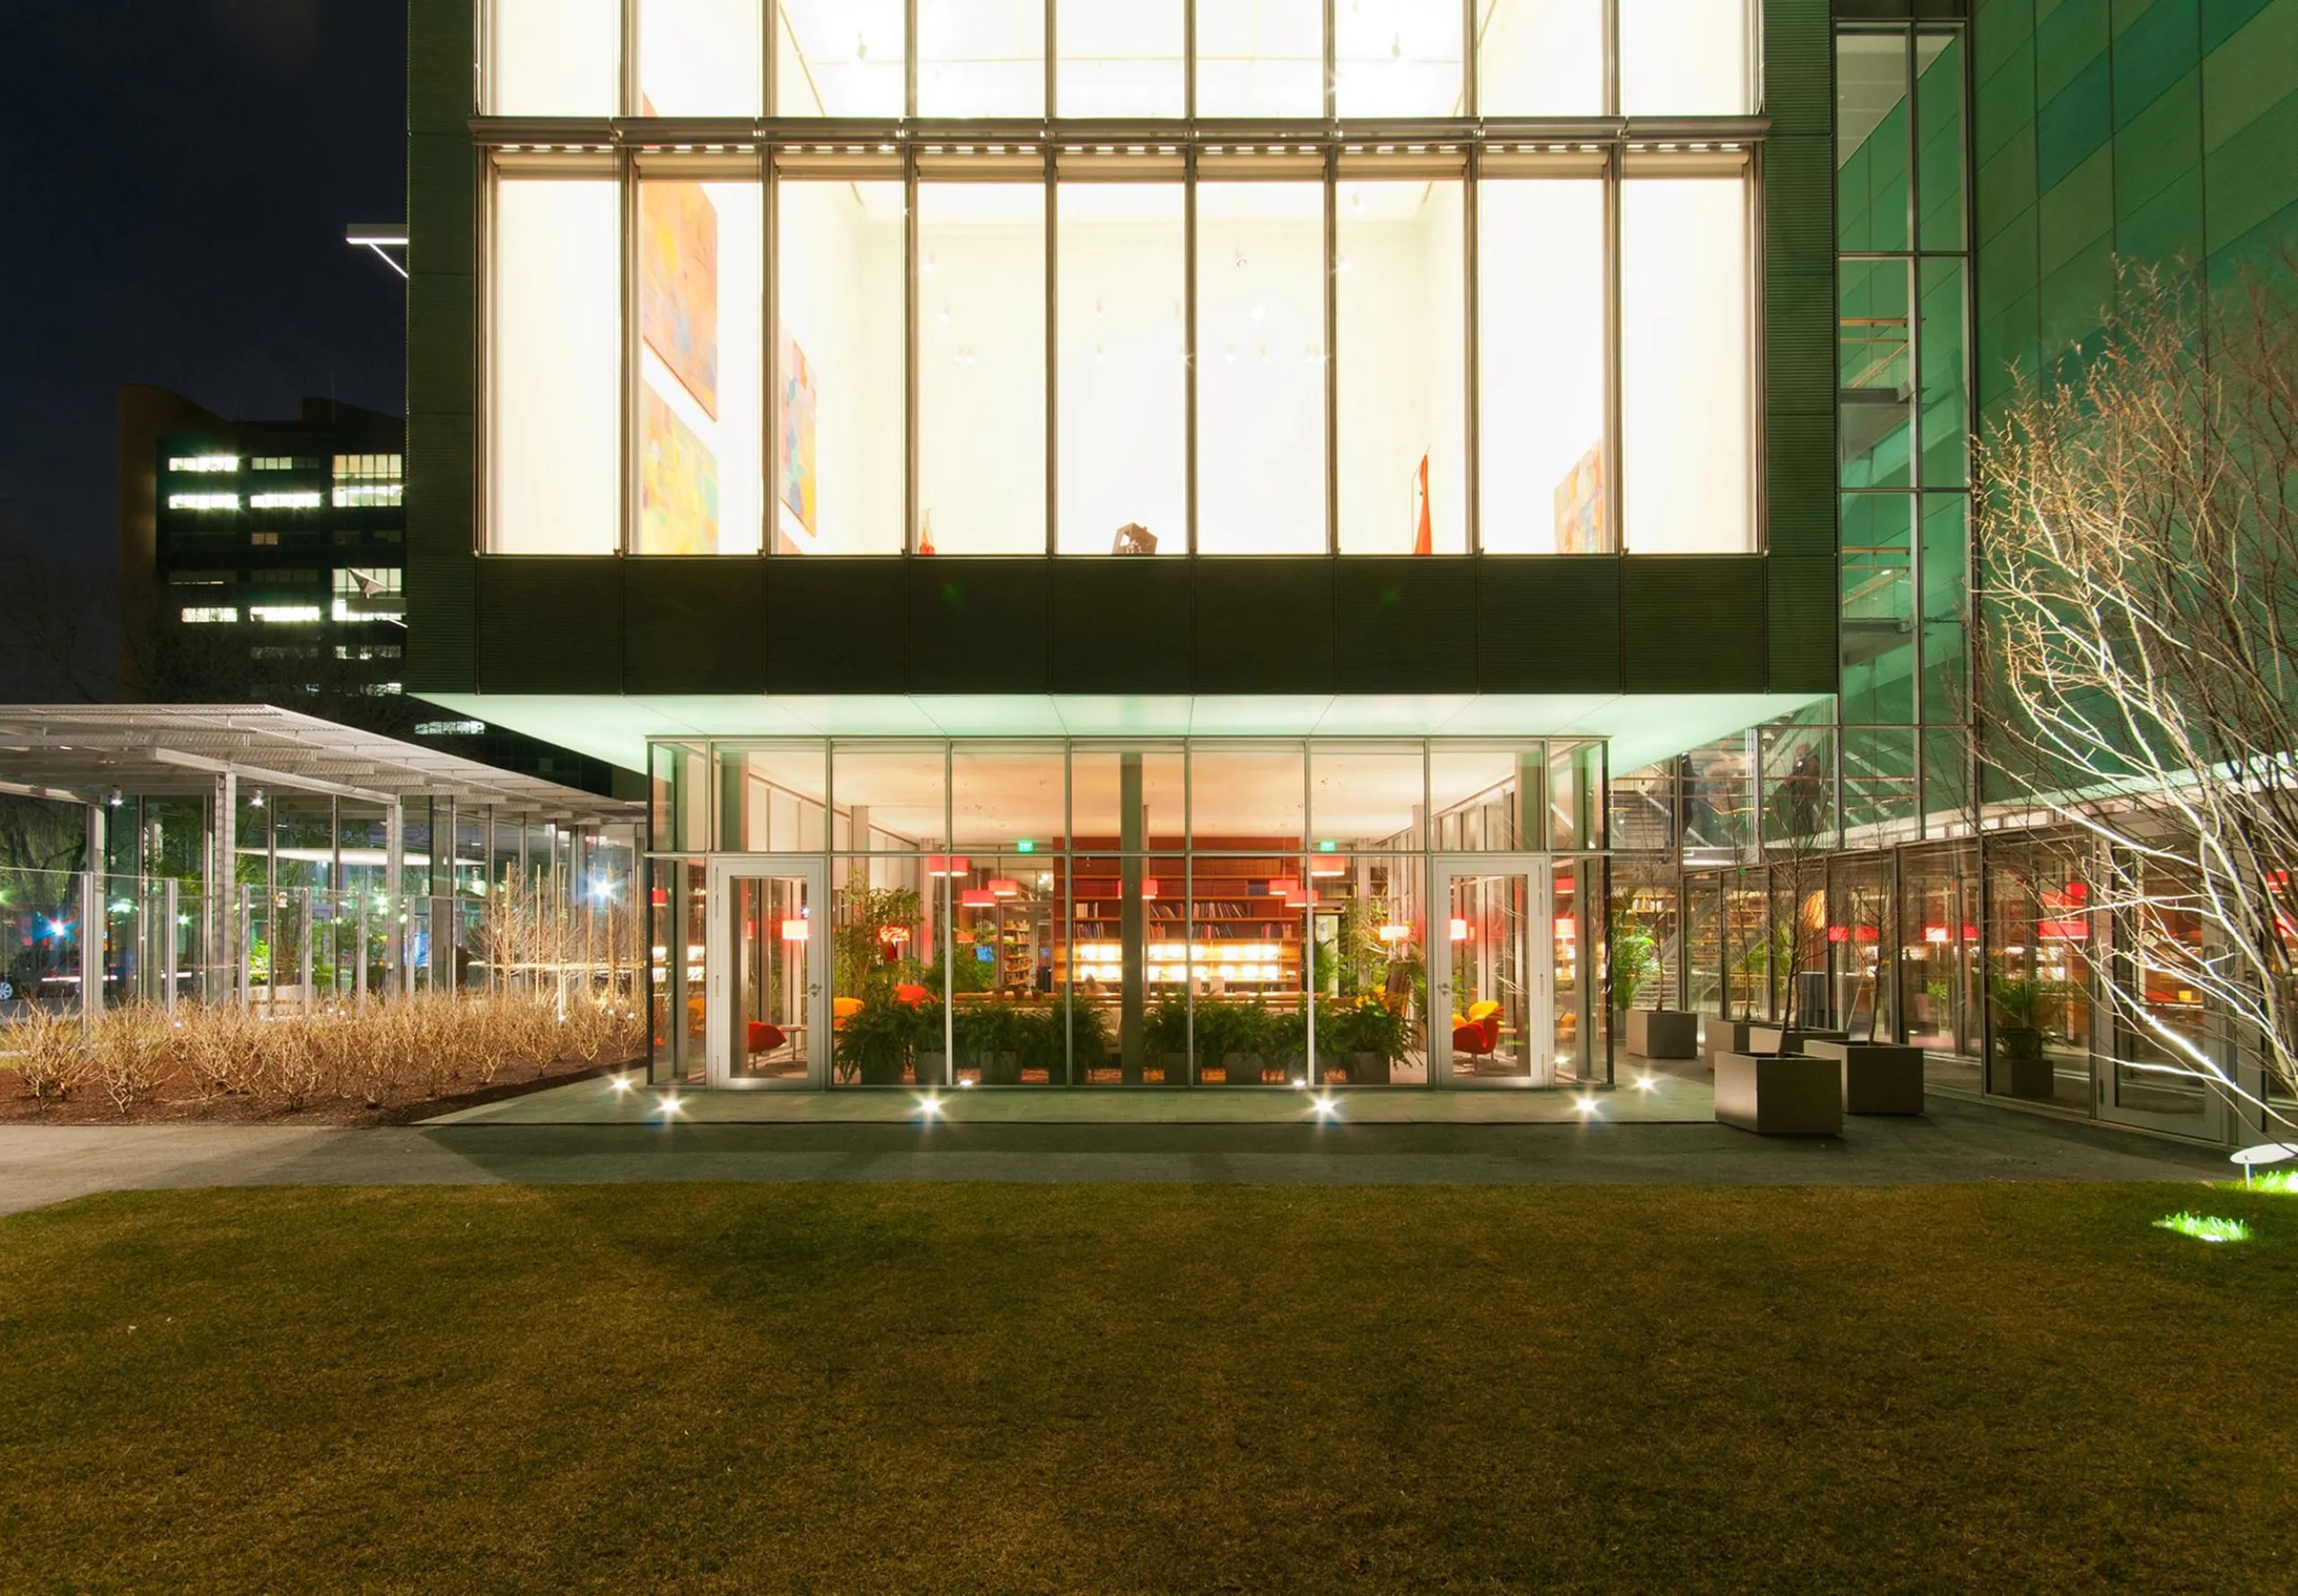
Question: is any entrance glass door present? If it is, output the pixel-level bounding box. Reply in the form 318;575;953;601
2100;855;2224;1139
706;855;829;1088
1430;856;1560;1086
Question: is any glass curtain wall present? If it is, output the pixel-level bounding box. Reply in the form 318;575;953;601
651;738;1601;1085
481;1;1759;558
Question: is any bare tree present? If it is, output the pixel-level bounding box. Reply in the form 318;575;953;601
1976;254;2298;1124
0;537;115;702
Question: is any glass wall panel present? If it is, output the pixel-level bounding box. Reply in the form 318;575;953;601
1476;0;1603;116
487;0;619;115
1840;493;1914;724
637;175;765;554
777;0;907;117
1920;495;1967;723
1057;0;1184;117
491;178;620;555
1196;0;1323;118
1618;0;1750;115
1827;855;1892;1036
1901;845;1978;1065
1429;746;1536;850
919;183;1047;553
1068;746;1187;849
1836;31;1910;254
1683;871;1722;1016
1839;259;1913;488
1069;853;1185;1083
952;745;1067;852
1916;32;1965;252
1338;180;1466;554
1621;178;1750;553
1478;180;1607;552
831;744;949;850
1919;259;1968;487
1335;0;1463;118
776;179;906;554
716;744;829;851
830;853;939;1084
1189;745;1304;851
1188;859;1307;1081
1315;854;1425;1085
1310;745;1425;851
918;0;1046;117
1197;182;1327;554
1987;838;2096;1111
640;0;762;115
1057;185;1186;555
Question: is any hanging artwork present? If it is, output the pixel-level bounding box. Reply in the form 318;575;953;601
1411;452;1434;555
778;330;818;537
1554;440;1607;553
640;180;721;417
640;386;719;555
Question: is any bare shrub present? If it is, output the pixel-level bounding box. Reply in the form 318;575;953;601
261;1016;332;1112
3;1007;90;1101
90;1006;171;1114
181;1004;264;1102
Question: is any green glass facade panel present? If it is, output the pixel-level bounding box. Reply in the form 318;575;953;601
2037;145;2114;276
2201;0;2279;52
1840;260;1914;490
1919;259;1970;487
1917;34;1969;248
1844;725;1920;834
1840;493;1916;724
2201;0;2298;148
2036;55;2113;191
2203;83;2298;257
2112;73;2204;216
1919;494;1968;721
2034;0;2110;107
1840;33;1912;252
2111;0;2200;127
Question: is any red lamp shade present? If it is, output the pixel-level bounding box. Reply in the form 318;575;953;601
926;855;970;877
961;888;995;908
987;877;1021;898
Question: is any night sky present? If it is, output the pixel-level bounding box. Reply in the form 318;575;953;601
0;0;406;572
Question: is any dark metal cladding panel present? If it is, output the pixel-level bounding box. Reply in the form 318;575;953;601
907;560;1052;692
1191;560;1337;692
1476;557;1624;694
1767;556;1841;692
764;559;909;693
1333;558;1480;694
478;557;622;694
1049;559;1194;694
625;558;767;694
1622;557;1767;693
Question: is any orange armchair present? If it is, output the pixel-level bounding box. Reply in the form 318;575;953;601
746;1021;787;1057
1451;1002;1501;1064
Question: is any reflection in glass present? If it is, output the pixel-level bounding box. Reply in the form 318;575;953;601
1195;0;1322;117
732;873;813;1080
491;180;620;555
918;0;1046;117
1919;259;1968;488
1476;0;1603;116
777;180;906;554
1839;493;1915;724
919;184;1047;553
1057;0;1184;116
1197;182;1327;554
1058;186;1186;555
1839;259;1913;489
1621;179;1750;553
1478;180;1607;552
640;0;762;114
1334;0;1462;117
1836;31;1909;254
1916;32;1965;251
636;176;764;554
1339;180;1466;554
776;0;907;116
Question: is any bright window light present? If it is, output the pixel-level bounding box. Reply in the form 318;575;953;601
180;607;240;624
250;491;324;510
250;605;324;624
169;455;240;473
169;492;240;512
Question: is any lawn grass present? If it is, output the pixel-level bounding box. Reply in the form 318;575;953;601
3;1181;2294;1592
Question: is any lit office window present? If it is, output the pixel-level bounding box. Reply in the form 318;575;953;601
250;457;297;471
639;0;762;115
1478;179;1607;553
1619;0;1751;116
1338;178;1466;554
1476;0;1603;116
180;608;240;624
169;493;241;512
918;183;1047;554
918;0;1046;118
636;174;765;554
1058;183;1185;555
332;455;405;508
776;0;906;116
486;0;619;115
169;456;238;473
1057;0;1184;116
1197;180;1326;555
776;179;906;554
490;178;620;555
249;492;324;510
1196;0;1322;118
1621;177;1751;553
1334;0;1462;118
331;567;405;621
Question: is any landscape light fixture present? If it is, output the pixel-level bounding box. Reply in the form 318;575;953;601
1574;1094;1600;1116
1310;1093;1341;1121
917;1094;945;1119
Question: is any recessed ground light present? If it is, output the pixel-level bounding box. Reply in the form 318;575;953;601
2153;1212;2249;1243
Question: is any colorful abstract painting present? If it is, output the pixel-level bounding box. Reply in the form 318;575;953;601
1553;441;1607;554
640;181;720;418
640;386;719;555
776;332;819;539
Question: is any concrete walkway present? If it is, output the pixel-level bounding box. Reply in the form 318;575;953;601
0;1096;2232;1216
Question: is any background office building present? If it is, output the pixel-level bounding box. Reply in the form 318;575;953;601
402;0;2298;1132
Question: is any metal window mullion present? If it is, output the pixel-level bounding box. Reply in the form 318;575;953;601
1185;149;1198;555
905;154;920;553
1604;147;1623;563
763;148;777;562
1602;0;1620;119
1462;0;1478;117
906;0;918;118
1184;0;1196;119
621;0;638;118
1046;153;1059;556
1324;151;1339;555
1463;149;1481;555
1323;0;1337;121
620;146;638;556
1062;747;1074;1087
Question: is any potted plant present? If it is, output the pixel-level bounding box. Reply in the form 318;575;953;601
1193;1001;1263;1085
914;999;949;1085
1145;995;1191;1084
1268;1005;1309;1085
1989;973;2057;1099
838;995;917;1085
1031;995;1110;1085
1321;996;1405;1085
958;998;1027;1085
